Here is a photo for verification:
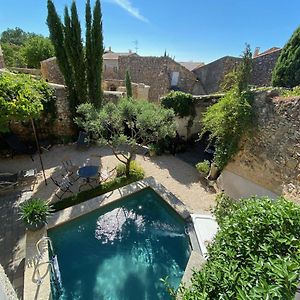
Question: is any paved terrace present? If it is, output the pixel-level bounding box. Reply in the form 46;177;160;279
0;144;216;298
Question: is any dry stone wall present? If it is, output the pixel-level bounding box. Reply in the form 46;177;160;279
226;90;300;203
10;83;75;141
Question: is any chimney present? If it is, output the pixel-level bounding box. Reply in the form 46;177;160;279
129;49;132;54
253;47;260;58
108;46;112;52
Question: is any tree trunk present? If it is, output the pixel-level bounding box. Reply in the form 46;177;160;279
125;153;133;178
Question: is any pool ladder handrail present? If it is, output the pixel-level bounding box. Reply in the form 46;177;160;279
35;237;63;293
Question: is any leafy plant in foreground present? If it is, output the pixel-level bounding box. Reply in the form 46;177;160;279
178;196;300;299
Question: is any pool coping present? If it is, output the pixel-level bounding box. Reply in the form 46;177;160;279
23;176;203;300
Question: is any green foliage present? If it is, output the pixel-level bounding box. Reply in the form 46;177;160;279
52;174;143;212
1;42;26;67
47;0;77;113
116;160;145;178
280;85;300;97
195;160;210;175
0;73;55;132
211;193;239;226
75;98;176;176
0;27;54;68
125;70;133;98
0;27;29;45
22;35;54;68
221;44;252;94
47;0;103;111
64;2;87;104
179;196;300;299
201;89;254;169
19;198;52;226
272;25;300;88
90;0;104;107
161;91;195;118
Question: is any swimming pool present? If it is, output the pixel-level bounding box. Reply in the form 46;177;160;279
48;188;191;300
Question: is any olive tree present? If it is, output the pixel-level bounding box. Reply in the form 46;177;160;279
75;98;176;177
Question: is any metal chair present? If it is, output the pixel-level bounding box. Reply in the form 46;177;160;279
61;160;79;183
50;176;73;199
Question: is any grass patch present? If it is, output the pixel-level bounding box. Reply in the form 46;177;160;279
52;174;143;212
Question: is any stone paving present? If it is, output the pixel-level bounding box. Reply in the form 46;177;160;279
0;188;32;299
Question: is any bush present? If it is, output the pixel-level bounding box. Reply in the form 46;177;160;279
272;25;300;88
116;160;145;180
161;91;195;118
201;89;254;169
179;196;300;299
280;85;300;97
19;198;52;226
195;160;210;175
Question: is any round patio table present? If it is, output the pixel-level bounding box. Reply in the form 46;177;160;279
77;165;99;190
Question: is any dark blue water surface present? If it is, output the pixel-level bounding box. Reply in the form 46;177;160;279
48;188;191;300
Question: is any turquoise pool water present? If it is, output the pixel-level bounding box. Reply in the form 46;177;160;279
48;188;191;300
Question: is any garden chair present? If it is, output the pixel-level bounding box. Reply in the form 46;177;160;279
50;176;74;200
61;159;79;183
99;167;116;183
76;131;89;149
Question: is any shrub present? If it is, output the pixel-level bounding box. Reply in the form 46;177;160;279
211;192;239;225
280;85;300;97
116;160;145;180
161;91;195;118
272;25;300;88
19;198;52;227
201;89;254;169
179;196;300;299
195;160;210;175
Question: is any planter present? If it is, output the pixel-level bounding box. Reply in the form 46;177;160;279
26;221;45;232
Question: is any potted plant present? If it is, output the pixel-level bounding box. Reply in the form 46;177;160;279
195;160;210;178
20;198;53;231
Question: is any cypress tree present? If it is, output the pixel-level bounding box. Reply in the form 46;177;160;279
85;0;93;103
272;25;300;88
46;0;77;112
91;0;104;107
65;2;87;104
125;70;133;98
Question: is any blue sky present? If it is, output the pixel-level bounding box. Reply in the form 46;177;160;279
0;0;300;63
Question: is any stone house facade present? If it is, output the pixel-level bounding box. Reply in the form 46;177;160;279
117;56;205;101
193;48;282;94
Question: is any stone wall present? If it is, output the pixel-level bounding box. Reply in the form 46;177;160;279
103;79;150;100
250;49;281;86
9;67;41;76
40;57;64;85
10;83;75;141
193;56;242;94
118;56;205;102
225;90;300;203
193;50;281;93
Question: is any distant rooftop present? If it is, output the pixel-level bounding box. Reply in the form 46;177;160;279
178;61;205;71
104;47;138;60
253;47;281;58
